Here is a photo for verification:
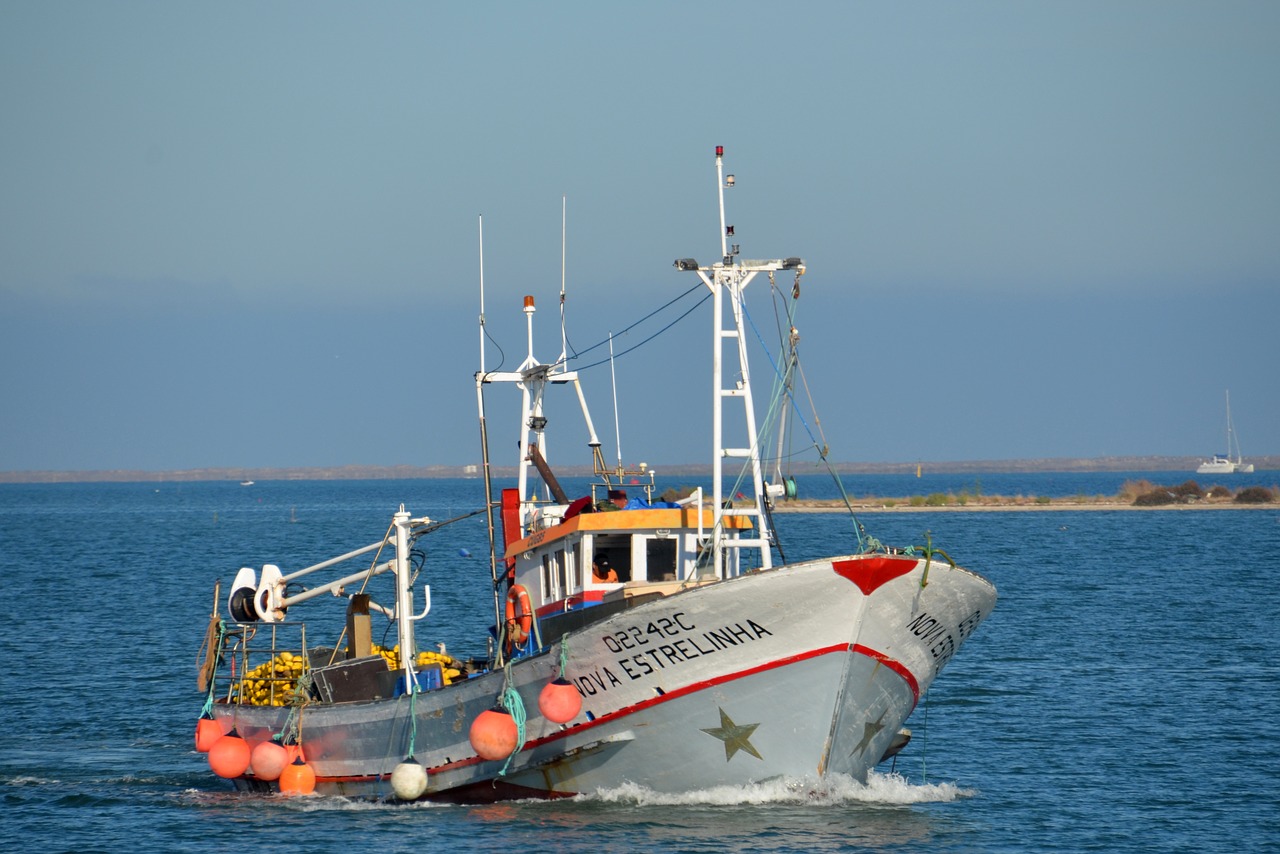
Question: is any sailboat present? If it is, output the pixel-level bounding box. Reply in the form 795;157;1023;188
1196;390;1254;474
191;146;997;802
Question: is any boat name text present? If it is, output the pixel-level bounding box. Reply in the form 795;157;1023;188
905;609;985;667
575;613;774;695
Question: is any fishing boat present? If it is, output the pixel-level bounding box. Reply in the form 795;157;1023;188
192;146;998;802
1196;390;1254;474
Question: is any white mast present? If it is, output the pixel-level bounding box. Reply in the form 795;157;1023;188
478;216;486;375
559;196;568;366
674;145;806;577
1226;390;1236;462
609;333;622;470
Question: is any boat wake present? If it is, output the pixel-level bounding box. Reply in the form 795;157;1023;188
586;770;976;806
167;769;973;811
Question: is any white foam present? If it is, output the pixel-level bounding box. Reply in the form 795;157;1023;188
172;770;974;810
6;775;59;787
584;770;976;806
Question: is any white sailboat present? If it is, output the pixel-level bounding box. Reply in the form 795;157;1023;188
1196;390;1254;474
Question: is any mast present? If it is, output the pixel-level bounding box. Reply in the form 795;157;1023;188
1226;390;1237;463
479;294;601;536
476;215;503;637
559;196;568;366
674;145;806;577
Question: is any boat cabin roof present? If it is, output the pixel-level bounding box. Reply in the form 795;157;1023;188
506;505;749;556
505;503;756;623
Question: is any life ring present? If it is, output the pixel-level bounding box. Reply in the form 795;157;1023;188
504;584;533;651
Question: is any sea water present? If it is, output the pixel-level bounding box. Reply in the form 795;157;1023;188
2;477;1278;853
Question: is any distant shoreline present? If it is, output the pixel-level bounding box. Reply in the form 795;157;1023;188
773;499;1274;513
1;455;1276;484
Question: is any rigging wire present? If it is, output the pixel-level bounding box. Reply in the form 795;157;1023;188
768;281;803;484
562;282;709;371
741;294;871;553
479;323;507;375
479;281;705;376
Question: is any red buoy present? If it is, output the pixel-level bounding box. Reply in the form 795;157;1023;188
207;729;251;778
538;678;582;724
278;755;316;795
195;716;223;753
250;739;290;782
468;707;518;760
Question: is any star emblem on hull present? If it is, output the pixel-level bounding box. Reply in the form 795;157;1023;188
701;707;763;761
853;708;888;757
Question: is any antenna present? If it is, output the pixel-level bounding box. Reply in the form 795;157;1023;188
609;332;622;471
478;215;486;374
716;144;729;260
559;196;568;365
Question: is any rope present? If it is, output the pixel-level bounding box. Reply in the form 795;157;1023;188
922;533;933;589
277;670;312;748
497;664;528;777
407;686;418;756
196;617;226;696
918;533;957;589
529;602;543;653
920;692;929;784
741;298;870;553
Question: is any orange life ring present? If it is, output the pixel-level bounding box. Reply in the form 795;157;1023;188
504;584;533;650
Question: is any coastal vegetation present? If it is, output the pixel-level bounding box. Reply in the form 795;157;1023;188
1124;479;1276;506
772;479;1276;512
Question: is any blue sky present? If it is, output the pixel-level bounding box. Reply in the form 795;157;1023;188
2;2;1277;473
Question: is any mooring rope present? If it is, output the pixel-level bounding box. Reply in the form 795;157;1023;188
497;663;528;777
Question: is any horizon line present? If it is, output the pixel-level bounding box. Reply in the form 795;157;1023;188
2;454;1277;484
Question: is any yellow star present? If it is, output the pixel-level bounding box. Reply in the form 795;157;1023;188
701;707;763;761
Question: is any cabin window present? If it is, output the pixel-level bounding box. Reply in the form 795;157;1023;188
554;548;567;597
568;542;581;590
647;537;677;581
541;553;556;600
593;535;632;583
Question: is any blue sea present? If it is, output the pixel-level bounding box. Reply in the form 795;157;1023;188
2;473;1278;853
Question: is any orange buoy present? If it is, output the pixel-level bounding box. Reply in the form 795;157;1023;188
469;707;518;760
538;678;582;724
207;729;252;778
250;739;290;782
195;716;223;753
278;755;316;795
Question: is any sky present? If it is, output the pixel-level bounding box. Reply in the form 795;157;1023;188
2;1;1278;474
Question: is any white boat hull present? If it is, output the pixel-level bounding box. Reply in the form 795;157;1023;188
215;552;995;800
1196;457;1254;475
200;147;998;803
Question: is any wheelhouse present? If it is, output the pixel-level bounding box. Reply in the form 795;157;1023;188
505;495;754;648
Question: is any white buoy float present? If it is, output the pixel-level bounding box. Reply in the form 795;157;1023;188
391;756;428;800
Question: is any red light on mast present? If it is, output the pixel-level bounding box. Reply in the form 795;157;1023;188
715;145;724;157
